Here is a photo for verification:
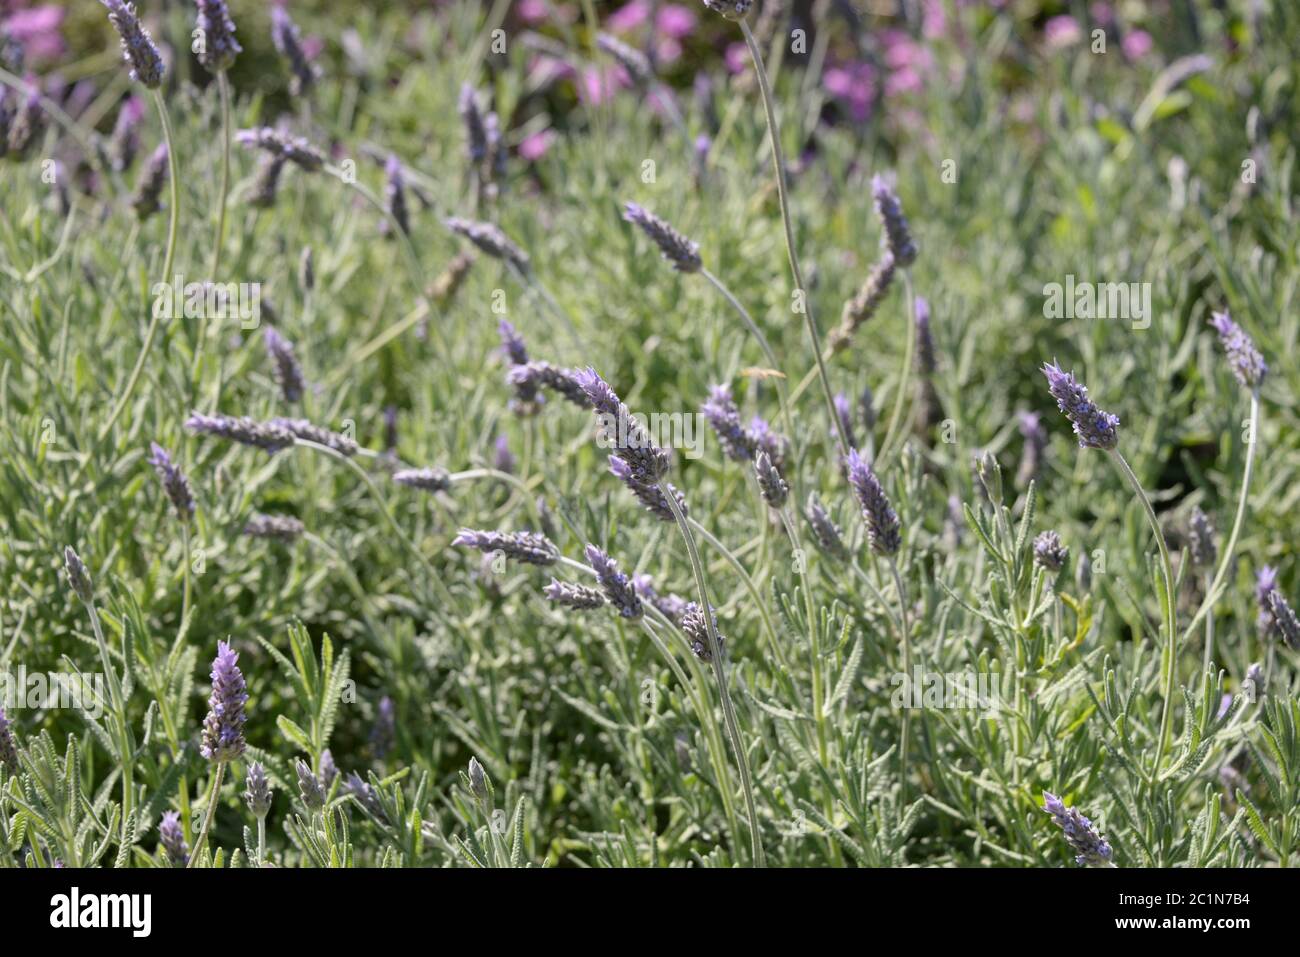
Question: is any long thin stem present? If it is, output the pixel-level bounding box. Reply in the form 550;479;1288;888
1181;392;1260;643
192;72;233;391
657;479;765;866
180;523;193;623
85;601;134;837
98;91;180;442
739;20;849;454
1109;449;1178;772
891;559;912;803
877;270;917;467
188;761;225;867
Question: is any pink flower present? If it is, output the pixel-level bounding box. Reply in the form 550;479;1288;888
516;0;550;25
657;5;697;39
580;64;631;105
519;129;555;162
608;0;650;33
922;0;946;39
1089;2;1115;26
823;61;876;123
1044;15;1083;48
725;42;748;74
1122;30;1152;61
3;6;66;62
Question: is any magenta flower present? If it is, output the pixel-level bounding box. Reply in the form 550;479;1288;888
1122;30;1153;61
1044;15;1083;49
824;62;876;123
3;7;66;62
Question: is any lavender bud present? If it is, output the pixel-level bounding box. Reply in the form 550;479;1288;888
270;417;357;457
1015;411;1047;489
318;752;335;791
754;450;789;509
748;417;789;472
832;392;856;451
383;405;399;454
201;641;248;762
914;296;936;374
631;574;690;624
805;497;847;560
1255;565;1279;636
243;513;305;542
467;756;489;801
871;175;918;267
846;448;901;556
577;367;671;484
493;435;516;474
392;467;452;493
186;412;296;453
0;707;19;774
243;762;273;818
345;773;384;818
131;142;169;220
701;0;753;21
1188;507;1217;569
295;759;325;809
385;154;410;236
1266;592;1300;650
369;697;395;760
298;247;315;292
1209;311;1267;390
681;603;726;662
459;84;487;164
148;442;195;521
108;96;144;172
1042;791;1113;867
159;810;189;867
585;545;642;619
64;546;94;603
1076;550;1093;593
544;579;606;610
1246;662;1265;696
1033;530;1069;572
445;217;530;271
453;529;559;566
497;319;529;366
508;362;591;409
829;253;896;353
100;0;165;88
236;127;324;171
609;456;688;523
702;384;755;462
248;155;287;208
263;327;305;403
1041;361;1120;451
622;202;702;273
271;6;320;97
194;0;241;73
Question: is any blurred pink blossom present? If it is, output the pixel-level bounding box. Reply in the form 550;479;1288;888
516;0;550;26
1044;15;1083;48
1090;2;1115;26
580;64;631;105
657;5;697;39
608;1;650;32
520;129;555;161
1122;30;1153;61
922;0;946;39
3;5;66;62
823;61;876;122
725;42;748;74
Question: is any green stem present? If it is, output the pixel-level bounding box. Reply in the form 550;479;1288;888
657;479;765;866
1108;449;1178;772
180;523;193;623
877;270;917;467
739;20;848;454
891;559;912;803
192;72;233;392
97;90;180;442
188;761;225;867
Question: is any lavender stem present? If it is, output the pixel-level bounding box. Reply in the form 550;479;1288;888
188;761;225;867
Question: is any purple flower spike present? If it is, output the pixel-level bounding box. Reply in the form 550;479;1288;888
508;362;590;409
385;154;410;237
1267;592;1300;650
1042;791;1113;867
754;451;789;509
392;467;451;493
1041;361;1120;451
271;6;319;97
577;368;671;485
159;810;189;867
1256;565;1279;636
493;435;516;474
622;202;702;273
914;297;936;374
1033;530;1068;571
748;416;789;472
1016;411;1048;488
498;319;529;366
194;0;241;73
201;641;248;762
453;528;559;566
681;603;726;661
846;448;901;556
1209;311;1267;390
370;696;395;760
832;392;856;450
585;544;642;619
608;456;689;523
186;412;295;453
243;762;273;817
805;497;847;560
871;175;918;267
100;0;164;88
631;573;690;624
148;442;195;521
131;142;169;220
1188;508;1217;569
702;384;755;463
263;327;305;403
544;579;605;610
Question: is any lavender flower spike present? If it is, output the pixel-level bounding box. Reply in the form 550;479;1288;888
702;384;755;463
622;202;702;273
194;0;241;73
295;759;325;809
385;154;410;236
131;142;169;220
1256;565;1279;635
64;546;94;603
243;513;305;541
829;253;896;353
1188;507;1217;569
1209;311;1267;390
159;810;189;866
1266;592;1300;651
544;580;606;610
632;574;690;624
200;641;248;762
243;762;273;817
270;417;358;457
452;529;559;566
392;467;452;493
681;603;726;661
1041;361;1120;451
701;0;753;21
871;175;918;267
846;448;901;556
148;442;195;521
508;362;591;409
754;451;789;509
1042;791;1113;867
100;1;165;88
608;456;689;523
1033;530;1068;571
832;392;856;450
0;707;19;773
271;6;319;97
805;497;847;560
459;84;487;164
235;127;324;171
576;367;671;484
264;327;305;403
370;696;395;759
186;412;295;453
444;218;530;271
585;545;642;619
